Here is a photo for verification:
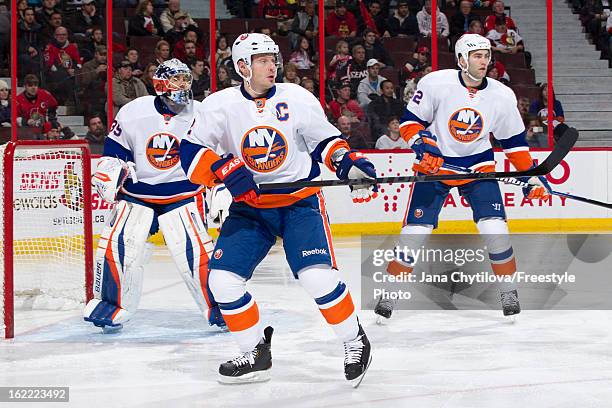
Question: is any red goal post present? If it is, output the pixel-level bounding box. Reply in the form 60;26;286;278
1;140;94;339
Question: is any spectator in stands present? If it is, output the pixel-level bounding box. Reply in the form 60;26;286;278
361;28;393;67
125;48;145;77
173;29;205;62
42;120;76;140
79;26;105;62
337;115;371;149
216;65;234;90
44;26;82;105
0;80;10;127
112;59;148;117
487;16;524;54
326;0;358;38
400;46;431;84
289;0;318;50
160;0;198;34
450;0;480;42
484;0;516;34
128;0;163;37
39;11;64;45
329;39;351;80
142;62;158;95
365;1;390;37
367;79;404;136
164;12;191;46
175;40;196;65
35;0;60;29
283;62;301;84
301;77;315;95
517;96;544;147
468;19;484;35
17;0;27;21
329;82;365;122
83;113;105;154
357;59;386;108
259;0;291;19
387;0;419;38
529;83;565;135
0;4;8;75
289;36;315;69
417;0;450;39
79;45;107;116
607;14;612;67
153;40;171;65
71;0;103;36
339;44;368;93
486;60;510;84
215;35;232;66
375;117;409;149
189;58;210;101
16;74;59;128
18;7;42;77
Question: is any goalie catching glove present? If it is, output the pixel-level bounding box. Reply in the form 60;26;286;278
410;130;444;174
333;148;378;203
92;157;136;203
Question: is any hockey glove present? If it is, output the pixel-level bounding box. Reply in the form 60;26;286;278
92;157;135;203
207;183;232;225
520;163;551;200
411;130;444;174
335;149;378;203
211;154;259;202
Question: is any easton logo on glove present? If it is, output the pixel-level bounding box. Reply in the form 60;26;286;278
217;157;244;178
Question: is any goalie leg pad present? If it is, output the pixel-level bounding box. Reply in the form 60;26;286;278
85;200;154;327
158;200;216;314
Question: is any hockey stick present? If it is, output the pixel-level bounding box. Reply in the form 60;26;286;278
258;127;578;191
441;162;612;210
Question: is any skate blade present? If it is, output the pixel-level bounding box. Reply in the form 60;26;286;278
217;370;271;385
350;355;373;389
102;324;123;334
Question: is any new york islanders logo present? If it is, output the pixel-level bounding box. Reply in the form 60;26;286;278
241;126;288;173
448;108;484;143
146;132;180;170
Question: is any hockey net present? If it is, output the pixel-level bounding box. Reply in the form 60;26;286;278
1;141;93;338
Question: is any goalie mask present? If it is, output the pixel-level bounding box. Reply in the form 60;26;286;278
152;59;193;105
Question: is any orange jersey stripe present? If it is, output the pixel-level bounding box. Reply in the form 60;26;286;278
245;187;321;208
399;123;425;142
320;292;355;325
437;164;496;186
491;258;517;276
506;150;533;172
184;206;213;308
190;149;223;188
317;191;337;269
324;139;350;172
223;302;260;332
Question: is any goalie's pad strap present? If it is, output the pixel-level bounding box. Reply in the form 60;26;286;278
158;200;215;312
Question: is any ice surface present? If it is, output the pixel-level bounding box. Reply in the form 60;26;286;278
1;239;611;408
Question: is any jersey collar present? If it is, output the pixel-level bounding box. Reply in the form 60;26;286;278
154;96;178;121
457;70;488;91
239;84;277;100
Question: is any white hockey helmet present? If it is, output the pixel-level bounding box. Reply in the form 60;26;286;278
152;58;193;105
455;34;491;78
232;33;280;82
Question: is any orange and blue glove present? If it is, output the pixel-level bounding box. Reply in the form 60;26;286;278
411;130;444;174
211;154;259;202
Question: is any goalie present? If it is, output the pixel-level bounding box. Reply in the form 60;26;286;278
83;59;230;332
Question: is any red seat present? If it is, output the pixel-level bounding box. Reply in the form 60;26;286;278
494;52;527;68
129;35;162;51
380;67;400;88
505;68;535;85
219;19;248;34
383;36;417;53
511;85;539;102
247;19;278;33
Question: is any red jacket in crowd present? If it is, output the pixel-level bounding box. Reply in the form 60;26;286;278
43;40;83;70
258;0;291;19
484;14;516;33
326;11;358;37
16;89;58;125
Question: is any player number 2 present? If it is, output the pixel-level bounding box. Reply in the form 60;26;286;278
411;90;423;105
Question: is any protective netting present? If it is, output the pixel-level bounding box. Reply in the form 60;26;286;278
1;143;88;336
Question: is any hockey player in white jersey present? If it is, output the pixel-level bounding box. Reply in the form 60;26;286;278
180;33;375;386
83;59;226;332
375;34;551;321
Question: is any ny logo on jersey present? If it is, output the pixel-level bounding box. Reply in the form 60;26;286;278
241;126;288;173
146;132;180;170
448;107;484;143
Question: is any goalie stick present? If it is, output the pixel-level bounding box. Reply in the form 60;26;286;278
440;162;612;210
259;127;579;191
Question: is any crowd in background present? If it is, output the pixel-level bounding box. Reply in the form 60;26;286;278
0;0;582;150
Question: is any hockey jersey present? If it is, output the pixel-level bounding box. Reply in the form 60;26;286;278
103;95;204;204
400;69;532;184
182;83;344;208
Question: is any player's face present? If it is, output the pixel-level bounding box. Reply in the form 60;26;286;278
249;53;277;92
467;50;490;80
168;73;192;91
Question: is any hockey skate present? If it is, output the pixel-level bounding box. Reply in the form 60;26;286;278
218;326;273;384
344;322;372;388
500;289;521;316
374;296;396;324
